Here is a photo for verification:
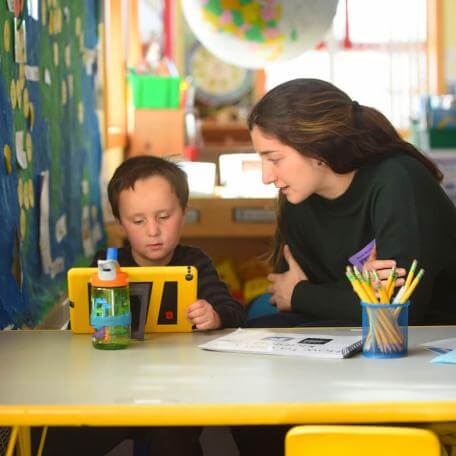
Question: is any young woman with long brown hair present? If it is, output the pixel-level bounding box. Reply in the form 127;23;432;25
246;78;456;328
232;77;456;456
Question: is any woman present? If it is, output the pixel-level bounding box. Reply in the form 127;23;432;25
246;78;456;328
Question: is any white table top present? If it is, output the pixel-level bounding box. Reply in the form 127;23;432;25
0;327;455;426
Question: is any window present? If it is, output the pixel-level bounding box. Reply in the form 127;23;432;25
265;0;428;130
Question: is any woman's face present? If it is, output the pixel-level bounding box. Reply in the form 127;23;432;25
251;126;325;204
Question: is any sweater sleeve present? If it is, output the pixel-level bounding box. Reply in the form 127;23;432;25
278;245;362;323
291;279;360;323
195;252;246;328
369;167;431;324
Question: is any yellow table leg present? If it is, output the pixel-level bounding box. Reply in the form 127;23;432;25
5;427;18;456
17;426;32;456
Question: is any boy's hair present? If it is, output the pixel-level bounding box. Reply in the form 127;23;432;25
108;155;189;219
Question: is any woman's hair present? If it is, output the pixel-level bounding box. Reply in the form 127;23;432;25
108;155;189;219
248;78;443;270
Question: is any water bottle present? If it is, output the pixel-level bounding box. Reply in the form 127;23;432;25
90;248;131;350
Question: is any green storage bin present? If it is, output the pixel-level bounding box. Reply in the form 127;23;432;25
426;128;456;148
411;124;456;150
128;74;181;109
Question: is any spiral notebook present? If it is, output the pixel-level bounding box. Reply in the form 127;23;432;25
199;329;362;359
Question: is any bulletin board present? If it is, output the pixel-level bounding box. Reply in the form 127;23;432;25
0;0;105;328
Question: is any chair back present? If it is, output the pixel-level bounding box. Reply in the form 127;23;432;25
285;425;441;456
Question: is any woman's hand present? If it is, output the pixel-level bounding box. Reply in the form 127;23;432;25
362;246;406;288
267;245;308;311
187;299;222;330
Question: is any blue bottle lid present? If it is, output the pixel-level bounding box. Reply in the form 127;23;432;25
106;247;118;261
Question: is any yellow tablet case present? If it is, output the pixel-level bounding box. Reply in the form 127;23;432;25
68;266;197;334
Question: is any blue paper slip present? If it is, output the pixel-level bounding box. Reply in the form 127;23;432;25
349;240;376;270
431;350;456;364
422;337;456;354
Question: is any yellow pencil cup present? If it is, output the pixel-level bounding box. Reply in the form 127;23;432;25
361;301;410;358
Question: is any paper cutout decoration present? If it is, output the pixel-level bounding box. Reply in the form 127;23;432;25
10;79;17;109
14;18;26;64
13;0;25;17
39;171;64;279
15;131;27;169
27;179;34;208
182;0;339;69
28;0;39;20
3;19;11;52
24;65;39;81
22;87;29;117
3;145;12;174
20;208;26;239
25;132;32;162
17;178;23;207
56;214;67;243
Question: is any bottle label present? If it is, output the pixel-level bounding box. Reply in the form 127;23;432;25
90;312;131;329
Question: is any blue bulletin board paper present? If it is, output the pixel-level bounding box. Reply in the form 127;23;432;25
0;1;105;328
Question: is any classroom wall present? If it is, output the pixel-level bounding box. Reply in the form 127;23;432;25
0;1;105;329
443;0;456;87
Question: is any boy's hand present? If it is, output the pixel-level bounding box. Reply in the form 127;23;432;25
267;245;307;311
187;299;221;330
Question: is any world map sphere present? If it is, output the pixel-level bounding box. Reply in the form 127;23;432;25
182;0;339;69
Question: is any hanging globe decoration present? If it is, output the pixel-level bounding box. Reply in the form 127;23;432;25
182;0;339;69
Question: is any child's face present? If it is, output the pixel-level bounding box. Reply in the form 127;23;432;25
117;175;186;266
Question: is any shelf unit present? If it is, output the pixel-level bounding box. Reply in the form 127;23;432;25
127;108;185;157
105;197;276;264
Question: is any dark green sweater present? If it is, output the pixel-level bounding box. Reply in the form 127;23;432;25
280;154;456;325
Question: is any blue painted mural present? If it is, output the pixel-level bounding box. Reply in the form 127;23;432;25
0;0;105;328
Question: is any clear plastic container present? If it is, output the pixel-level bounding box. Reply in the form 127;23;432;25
90;253;131;350
361;301;410;358
90;284;131;349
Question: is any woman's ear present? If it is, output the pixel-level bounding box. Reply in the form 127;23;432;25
311;158;326;168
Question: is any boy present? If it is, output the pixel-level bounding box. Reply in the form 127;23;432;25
36;156;244;456
93;155;245;329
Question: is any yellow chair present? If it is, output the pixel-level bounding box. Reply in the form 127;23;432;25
285;425;441;456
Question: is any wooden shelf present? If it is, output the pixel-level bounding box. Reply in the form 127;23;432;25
201;121;251;147
184;198;275;238
105;197;276;265
105;197;276;243
128;109;185;157
105;198;275;242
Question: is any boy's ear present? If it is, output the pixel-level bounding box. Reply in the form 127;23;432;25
181;206;188;226
116;218;126;235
